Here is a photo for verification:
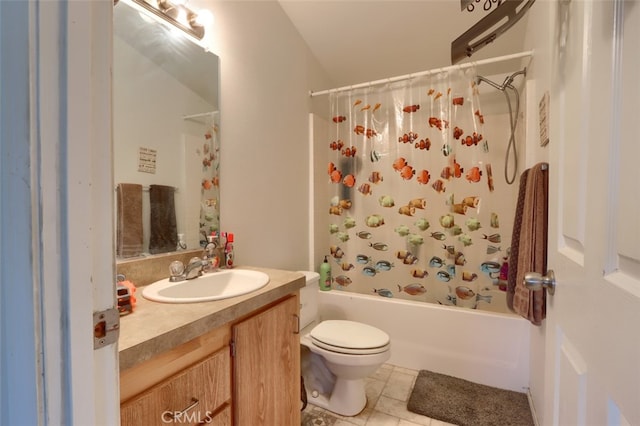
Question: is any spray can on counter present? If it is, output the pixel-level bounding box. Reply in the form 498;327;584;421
319;256;332;291
224;233;234;268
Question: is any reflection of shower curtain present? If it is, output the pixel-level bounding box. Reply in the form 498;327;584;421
326;67;509;311
199;112;221;244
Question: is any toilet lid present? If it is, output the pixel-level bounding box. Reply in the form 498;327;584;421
309;320;390;354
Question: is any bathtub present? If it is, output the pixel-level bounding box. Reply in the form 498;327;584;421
316;289;530;392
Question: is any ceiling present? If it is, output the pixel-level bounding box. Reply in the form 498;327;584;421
278;0;531;90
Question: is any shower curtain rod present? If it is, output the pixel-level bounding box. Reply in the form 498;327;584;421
183;111;218;120
309;50;533;97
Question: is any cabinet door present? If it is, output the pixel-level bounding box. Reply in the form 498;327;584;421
121;348;231;426
233;295;300;426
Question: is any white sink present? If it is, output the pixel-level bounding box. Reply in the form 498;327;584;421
142;269;270;303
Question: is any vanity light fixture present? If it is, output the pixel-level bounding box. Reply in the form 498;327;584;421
129;0;206;40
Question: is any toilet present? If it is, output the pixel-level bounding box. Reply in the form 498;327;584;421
298;271;391;416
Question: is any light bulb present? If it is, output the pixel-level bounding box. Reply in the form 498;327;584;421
194;9;213;27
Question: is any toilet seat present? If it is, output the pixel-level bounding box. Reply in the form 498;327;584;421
309;320;390;355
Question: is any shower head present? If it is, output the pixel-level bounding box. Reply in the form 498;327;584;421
476;68;526;92
476;75;502;90
503;68;526;88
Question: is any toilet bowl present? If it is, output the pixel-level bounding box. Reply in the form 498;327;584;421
298;271;391;416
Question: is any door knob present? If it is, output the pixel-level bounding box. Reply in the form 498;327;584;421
523;270;556;295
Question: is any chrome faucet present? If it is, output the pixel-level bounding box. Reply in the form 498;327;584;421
184;258;204;279
169;257;204;282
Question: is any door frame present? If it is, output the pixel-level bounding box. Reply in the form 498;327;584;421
0;2;118;424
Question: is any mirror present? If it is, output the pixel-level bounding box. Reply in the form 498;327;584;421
113;1;220;258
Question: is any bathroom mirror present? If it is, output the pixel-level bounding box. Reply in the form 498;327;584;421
113;0;220;258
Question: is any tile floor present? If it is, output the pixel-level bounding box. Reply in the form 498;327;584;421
301;364;457;426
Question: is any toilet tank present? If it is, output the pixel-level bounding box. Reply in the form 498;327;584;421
298;271;320;329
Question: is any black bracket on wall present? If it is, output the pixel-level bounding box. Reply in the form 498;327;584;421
451;0;536;64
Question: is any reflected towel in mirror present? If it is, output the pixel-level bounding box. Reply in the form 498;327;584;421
149;184;178;254
116;183;144;258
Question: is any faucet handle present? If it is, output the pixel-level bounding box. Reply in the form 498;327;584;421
188;256;202;265
170;260;185;277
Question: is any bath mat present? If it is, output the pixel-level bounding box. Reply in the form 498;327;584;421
407;370;534;426
301;407;339;426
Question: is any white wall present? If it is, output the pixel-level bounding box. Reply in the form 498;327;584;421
198;1;331;271
520;1;553;424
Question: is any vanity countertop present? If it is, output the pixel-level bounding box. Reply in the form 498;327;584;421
118;266;305;371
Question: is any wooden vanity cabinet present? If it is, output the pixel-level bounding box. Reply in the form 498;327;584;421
120;348;231;425
120;323;232;426
232;294;300;426
120;293;300;425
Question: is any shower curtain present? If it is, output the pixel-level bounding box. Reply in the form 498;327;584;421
326;67;510;311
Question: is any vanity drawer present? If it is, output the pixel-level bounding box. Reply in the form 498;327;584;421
208;405;231;426
121;348;231;426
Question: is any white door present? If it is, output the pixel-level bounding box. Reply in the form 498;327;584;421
543;0;640;424
0;2;117;424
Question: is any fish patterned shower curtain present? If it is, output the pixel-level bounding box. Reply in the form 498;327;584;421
326;67;509;311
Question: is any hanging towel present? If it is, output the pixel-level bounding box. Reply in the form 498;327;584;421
148;184;178;254
116;183;144;258
506;170;529;311
509;163;548;325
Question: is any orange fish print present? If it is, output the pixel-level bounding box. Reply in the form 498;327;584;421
417;169;431;185
329;140;345;151
343;174;356;188
453;126;464;140
368;171;383;184
398;132;418;144
415;138;431;150
329;206;343;216
339;199;352;209
327;162;337;175
455;286;476;300
475;109;485;124
428;117;449;130
392;157;408;172
400;165;415;180
342;146;357;157
398;205;416;216
353;99;362;107
432;179;446;193
411;268;429;278
330;169;342;183
462;135;476;147
452;97;464;106
332;116;346;123
358;183;372;195
466;167;482;183
403;104;420;113
355;125;378;138
452;158;464;178
440;166;453;180
440;158;463;180
461;133;482;147
373;103;382;112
